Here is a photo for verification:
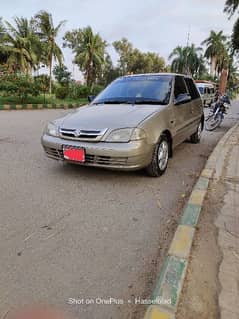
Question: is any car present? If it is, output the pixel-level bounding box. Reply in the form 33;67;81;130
41;73;204;177
195;81;215;107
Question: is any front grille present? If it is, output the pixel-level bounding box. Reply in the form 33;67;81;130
59;128;107;141
85;155;128;166
44;146;128;166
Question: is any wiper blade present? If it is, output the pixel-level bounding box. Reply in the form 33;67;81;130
133;99;166;105
102;100;131;104
93;100;131;105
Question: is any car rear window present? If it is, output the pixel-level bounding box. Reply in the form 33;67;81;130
185;78;200;100
197;86;204;94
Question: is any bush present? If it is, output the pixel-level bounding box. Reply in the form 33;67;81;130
0;74;41;102
34;75;50;93
91;84;104;96
55;86;69;99
68;83;91;99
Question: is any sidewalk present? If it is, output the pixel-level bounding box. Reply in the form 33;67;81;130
177;123;239;319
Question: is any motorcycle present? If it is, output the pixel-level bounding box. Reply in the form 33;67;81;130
205;95;230;131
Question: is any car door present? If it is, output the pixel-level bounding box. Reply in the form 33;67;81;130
172;76;193;146
185;77;203;132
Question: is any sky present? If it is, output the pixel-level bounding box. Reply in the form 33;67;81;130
0;0;237;80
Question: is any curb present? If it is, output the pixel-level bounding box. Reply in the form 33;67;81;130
144;122;239;319
0;103;85;110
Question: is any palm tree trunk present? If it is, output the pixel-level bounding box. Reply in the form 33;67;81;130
211;56;216;77
49;53;53;94
219;69;228;95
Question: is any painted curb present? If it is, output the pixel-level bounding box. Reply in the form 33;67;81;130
144;122;239;319
0;103;85;110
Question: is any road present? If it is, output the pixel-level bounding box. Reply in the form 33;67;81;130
0;102;238;319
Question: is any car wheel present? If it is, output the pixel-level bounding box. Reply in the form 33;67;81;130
190;121;202;144
146;135;169;177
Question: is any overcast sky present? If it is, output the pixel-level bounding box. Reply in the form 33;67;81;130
1;0;237;79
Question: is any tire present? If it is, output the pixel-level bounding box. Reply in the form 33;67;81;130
190;121;202;144
205;113;222;131
146;135;169;177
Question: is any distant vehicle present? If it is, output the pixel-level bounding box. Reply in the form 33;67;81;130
195;81;215;107
42;73;204;177
205;95;231;131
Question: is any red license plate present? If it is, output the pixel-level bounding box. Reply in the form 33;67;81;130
63;147;85;162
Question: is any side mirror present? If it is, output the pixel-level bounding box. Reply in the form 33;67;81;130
174;93;191;105
88;95;96;103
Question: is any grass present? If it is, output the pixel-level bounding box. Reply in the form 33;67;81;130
0;94;88;105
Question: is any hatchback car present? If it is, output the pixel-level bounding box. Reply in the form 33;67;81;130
41;73;204;177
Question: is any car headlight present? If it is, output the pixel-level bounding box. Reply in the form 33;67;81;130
105;128;146;143
44;122;59;137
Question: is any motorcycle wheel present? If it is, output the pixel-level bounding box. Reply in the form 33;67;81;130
205;113;222;131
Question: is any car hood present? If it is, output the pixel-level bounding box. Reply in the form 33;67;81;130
59;104;162;130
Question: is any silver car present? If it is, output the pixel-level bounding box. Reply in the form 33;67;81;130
41;73;204;177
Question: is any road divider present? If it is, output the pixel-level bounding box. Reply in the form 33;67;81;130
0;103;85;110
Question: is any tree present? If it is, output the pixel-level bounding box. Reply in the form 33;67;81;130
34;10;66;93
113;38;134;75
169;45;205;77
202;30;227;76
53;64;71;86
63;26;107;87
231;16;239;52
97;53;120;86
224;0;239;17
0;17;8;65
113;38;165;75
0;17;40;74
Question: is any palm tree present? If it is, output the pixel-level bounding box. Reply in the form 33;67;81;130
202;30;227;76
169;44;204;77
0;17;40;73
224;0;239;17
169;46;188;74
0;17;8;65
34;10;66;93
186;44;203;76
64;26;107;87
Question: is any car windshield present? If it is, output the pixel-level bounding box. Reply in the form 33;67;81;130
93;75;173;105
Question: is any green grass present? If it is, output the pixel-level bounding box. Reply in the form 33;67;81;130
0;94;88;105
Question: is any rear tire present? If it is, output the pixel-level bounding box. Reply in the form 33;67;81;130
146;135;169;177
190;122;202;144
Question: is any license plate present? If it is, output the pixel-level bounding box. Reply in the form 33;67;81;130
63;147;85;162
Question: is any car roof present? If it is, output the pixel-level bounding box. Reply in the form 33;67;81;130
121;73;193;79
196;83;214;88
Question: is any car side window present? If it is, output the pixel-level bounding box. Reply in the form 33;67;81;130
174;76;188;99
185;78;200;100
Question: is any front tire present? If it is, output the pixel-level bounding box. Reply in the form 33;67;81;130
146;135;169;177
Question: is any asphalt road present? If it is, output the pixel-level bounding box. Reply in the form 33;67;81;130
0;102;238;319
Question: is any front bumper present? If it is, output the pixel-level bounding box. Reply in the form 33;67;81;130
41;134;154;171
